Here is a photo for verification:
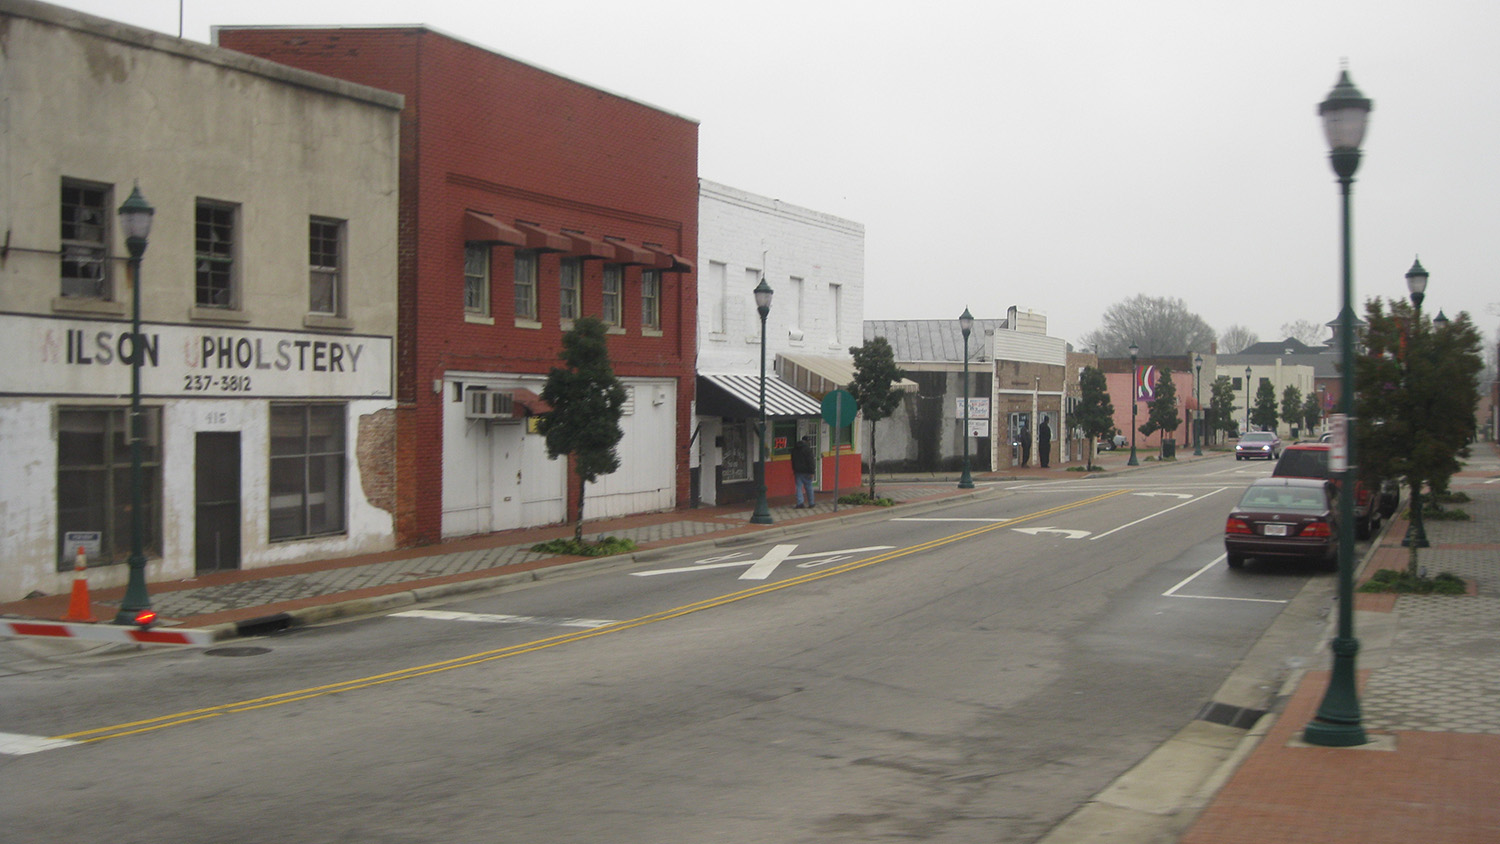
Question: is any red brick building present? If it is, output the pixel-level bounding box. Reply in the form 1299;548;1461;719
218;26;698;545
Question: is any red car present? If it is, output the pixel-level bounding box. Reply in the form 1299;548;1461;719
1225;477;1339;570
1272;442;1381;539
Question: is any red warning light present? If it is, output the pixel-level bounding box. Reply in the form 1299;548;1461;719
133;610;158;628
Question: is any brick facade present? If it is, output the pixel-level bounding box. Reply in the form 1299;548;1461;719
220;27;698;544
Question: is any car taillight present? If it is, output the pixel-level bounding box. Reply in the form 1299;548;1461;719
1301;521;1332;538
1226;517;1252;535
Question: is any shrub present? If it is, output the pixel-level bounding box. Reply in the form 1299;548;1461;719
532;536;637;557
1358;569;1467;594
838;492;894;507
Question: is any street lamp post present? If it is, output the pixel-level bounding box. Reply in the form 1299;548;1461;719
1127;342;1140;466
1194;354;1204;456
1402;258;1430;549
958;308;975;489
1244;366;1253;433
1304;67;1372;747
114;185;155;625
749;279;775;525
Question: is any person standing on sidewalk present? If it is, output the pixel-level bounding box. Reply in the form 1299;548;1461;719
792;435;817;508
1038;416;1052;468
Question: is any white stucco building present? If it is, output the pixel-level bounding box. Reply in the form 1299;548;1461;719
0;1;402;602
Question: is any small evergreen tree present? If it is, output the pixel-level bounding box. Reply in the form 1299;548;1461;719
1250;378;1279;432
848;336;906;499
1138;366;1180;455
1301;392;1323;436
1208;375;1237;440
1074;366;1116;471
538;317;627;543
1280;385;1303;434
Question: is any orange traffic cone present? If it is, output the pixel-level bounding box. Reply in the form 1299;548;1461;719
63;546;96;623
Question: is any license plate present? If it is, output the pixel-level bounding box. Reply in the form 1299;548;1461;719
1264;524;1288;536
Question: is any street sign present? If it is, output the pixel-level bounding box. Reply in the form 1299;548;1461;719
821;389;857;427
1329;413;1348;472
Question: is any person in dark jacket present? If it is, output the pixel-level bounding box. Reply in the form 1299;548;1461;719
791;435;817;508
1038;416;1052;468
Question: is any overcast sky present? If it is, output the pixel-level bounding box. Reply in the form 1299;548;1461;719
51;0;1499;355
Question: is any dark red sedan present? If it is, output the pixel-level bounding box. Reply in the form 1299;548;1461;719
1224;477;1338;570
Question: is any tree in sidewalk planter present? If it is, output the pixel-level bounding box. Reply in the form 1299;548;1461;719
1300;392;1323;438
1249;378;1278;432
1280;385;1303;437
1208;375;1238;441
1074;366;1116;471
1136;366;1180;457
538;317;628;544
1354;298;1483;573
848;336;906;500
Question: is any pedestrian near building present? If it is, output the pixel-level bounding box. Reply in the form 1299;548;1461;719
792;436;817;508
1038;416;1052;468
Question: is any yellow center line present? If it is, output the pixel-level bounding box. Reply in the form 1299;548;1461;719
55;489;1129;744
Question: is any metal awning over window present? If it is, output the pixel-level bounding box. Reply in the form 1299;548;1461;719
563;231;615;260
464;211;527;247
513;222;571;253
643;245;694;273
604;239;654;266
777;353;918;398
697;374;822;419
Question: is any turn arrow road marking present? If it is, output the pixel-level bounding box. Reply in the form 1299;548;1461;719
1011;526;1091;540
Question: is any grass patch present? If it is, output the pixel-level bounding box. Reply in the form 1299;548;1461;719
1434;491;1471;504
1421;506;1471;521
1068;466;1092;472
838;492;894;507
1359;569;1468;594
531;536;638;557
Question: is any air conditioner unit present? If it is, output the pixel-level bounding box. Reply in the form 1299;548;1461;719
464;388;514;421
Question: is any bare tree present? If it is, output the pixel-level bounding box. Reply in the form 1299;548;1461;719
1279;319;1325;346
1219;324;1259;354
1080;295;1216;357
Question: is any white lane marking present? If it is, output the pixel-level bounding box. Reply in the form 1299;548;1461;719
0;732;81;756
632;545;896;580
1089;487;1229;541
391;609;618;629
892;517;1011;522
1011;526;1090;540
1135;492;1192;499
1162;556;1288;604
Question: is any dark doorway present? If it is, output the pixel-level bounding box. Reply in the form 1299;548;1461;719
195;431;241;574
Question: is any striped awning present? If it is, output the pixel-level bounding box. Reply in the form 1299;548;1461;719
697;374;822;418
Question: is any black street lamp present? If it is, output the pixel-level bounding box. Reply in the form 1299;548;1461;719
1244;366;1253;433
1127;342;1140;466
1304;67;1372;748
114;185;155;625
1193;353;1204;456
749;278;775;525
958;308;975;489
1402;258;1430;549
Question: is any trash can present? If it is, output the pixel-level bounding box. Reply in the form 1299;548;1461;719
1162;439;1177;459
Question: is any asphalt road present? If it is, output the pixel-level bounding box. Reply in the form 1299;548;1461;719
0;456;1342;843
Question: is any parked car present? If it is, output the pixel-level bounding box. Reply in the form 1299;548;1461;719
1318;431;1334;443
1097;434;1128;451
1235;431;1282;460
1224;477;1339;570
1271;442;1381;539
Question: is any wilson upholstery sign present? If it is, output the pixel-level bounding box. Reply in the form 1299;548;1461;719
1;314;392;399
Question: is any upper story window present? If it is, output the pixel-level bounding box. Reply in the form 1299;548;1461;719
195;200;238;308
706;260;727;334
309;217;344;316
464;244;490;315
828;282;843;343
514;250;538;321
560;258;582;322
602;265;622;326
60;180;111;299
641;269;661;331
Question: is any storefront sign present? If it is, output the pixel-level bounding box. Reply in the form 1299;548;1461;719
1;314;392;399
955;397;990;419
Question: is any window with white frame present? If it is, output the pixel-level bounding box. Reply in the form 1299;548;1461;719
269;403;347;541
308;217;344;316
464;244;490;315
788;276;804;332
707;261;727;333
829;282;843;343
514;250;538;321
641;269;661;330
56;406;162;569
60;179;111;299
560;257;582;322
195;199;238;308
602;264;622;326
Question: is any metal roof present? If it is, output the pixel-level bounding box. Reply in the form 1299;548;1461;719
696;374;822;418
864;319;1009;363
